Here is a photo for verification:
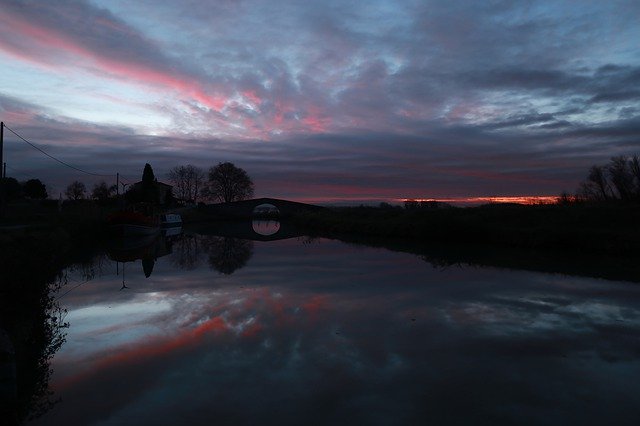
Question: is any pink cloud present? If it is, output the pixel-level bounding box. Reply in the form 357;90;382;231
0;7;230;113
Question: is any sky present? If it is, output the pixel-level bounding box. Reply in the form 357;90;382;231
1;0;639;203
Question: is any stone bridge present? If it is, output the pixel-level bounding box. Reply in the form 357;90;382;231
190;220;306;242
202;197;324;220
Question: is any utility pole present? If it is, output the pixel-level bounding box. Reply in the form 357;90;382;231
0;121;4;218
120;182;128;209
0;122;4;178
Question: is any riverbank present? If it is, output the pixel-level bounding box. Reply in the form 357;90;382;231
292;203;640;256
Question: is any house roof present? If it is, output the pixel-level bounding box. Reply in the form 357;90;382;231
132;180;173;188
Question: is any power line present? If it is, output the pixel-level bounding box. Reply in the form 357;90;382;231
3;124;116;178
6;163;136;186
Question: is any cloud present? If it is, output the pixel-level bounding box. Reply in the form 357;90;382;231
1;0;639;199
0;0;229;110
589;91;640;103
2;91;638;200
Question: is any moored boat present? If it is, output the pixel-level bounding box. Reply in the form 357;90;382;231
161;213;182;227
107;210;160;237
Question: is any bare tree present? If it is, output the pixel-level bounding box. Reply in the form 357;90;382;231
576;154;640;202
578;165;612;201
168;164;205;203
204;162;254;203
631;155;640;199
608;156;634;201
65;180;86;200
91;181;117;201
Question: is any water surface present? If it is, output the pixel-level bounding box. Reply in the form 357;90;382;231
24;227;640;425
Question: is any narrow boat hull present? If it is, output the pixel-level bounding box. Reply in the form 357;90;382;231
161;214;183;228
110;223;160;237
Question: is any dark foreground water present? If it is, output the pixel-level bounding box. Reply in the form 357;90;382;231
16;225;640;425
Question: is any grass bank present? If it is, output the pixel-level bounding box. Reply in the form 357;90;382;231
292;203;640;255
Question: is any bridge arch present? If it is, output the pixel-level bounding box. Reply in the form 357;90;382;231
252;202;280;219
202;197;324;220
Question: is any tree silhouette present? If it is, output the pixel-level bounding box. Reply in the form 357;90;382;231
91;181;116;201
142;163;155;184
64;180;86;200
608;156;635;201
0;236;69;423
168;164;205;203
127;163;160;204
577;154;640;202
1;177;22;201
22;179;48;199
205;162;254;203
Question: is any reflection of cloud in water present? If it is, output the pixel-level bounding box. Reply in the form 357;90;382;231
37;238;640;425
444;293;640;335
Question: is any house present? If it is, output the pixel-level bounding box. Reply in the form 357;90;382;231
129;180;173;205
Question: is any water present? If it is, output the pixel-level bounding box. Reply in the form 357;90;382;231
15;224;640;425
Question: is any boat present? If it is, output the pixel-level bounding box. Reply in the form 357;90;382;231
161;213;182;227
163;226;183;237
107;232;171;279
107;209;160;237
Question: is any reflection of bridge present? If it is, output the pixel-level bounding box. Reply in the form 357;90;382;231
191;220;303;242
202;197;324;220
194;198;324;241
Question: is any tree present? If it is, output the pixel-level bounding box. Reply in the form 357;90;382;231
608;156;634;201
1;177;22;201
137;163;159;203
91;181;117;201
631;155;640;199
22;179;48;199
205;162;254;203
168;164;205;203
65;180;86;200
142;163;155;184
578;165;612;201
576;154;640;202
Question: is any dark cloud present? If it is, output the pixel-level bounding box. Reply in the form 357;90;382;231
590;91;640;103
1;1;639;200
3;91;639;200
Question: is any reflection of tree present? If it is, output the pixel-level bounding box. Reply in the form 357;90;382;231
298;236;318;245
170;234;253;274
0;236;69;423
142;258;155;278
170;234;203;270
67;253;109;281
421;254;461;270
202;236;254;275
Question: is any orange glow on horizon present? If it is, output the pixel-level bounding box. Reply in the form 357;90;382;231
398;196;559;205
272;195;559;206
